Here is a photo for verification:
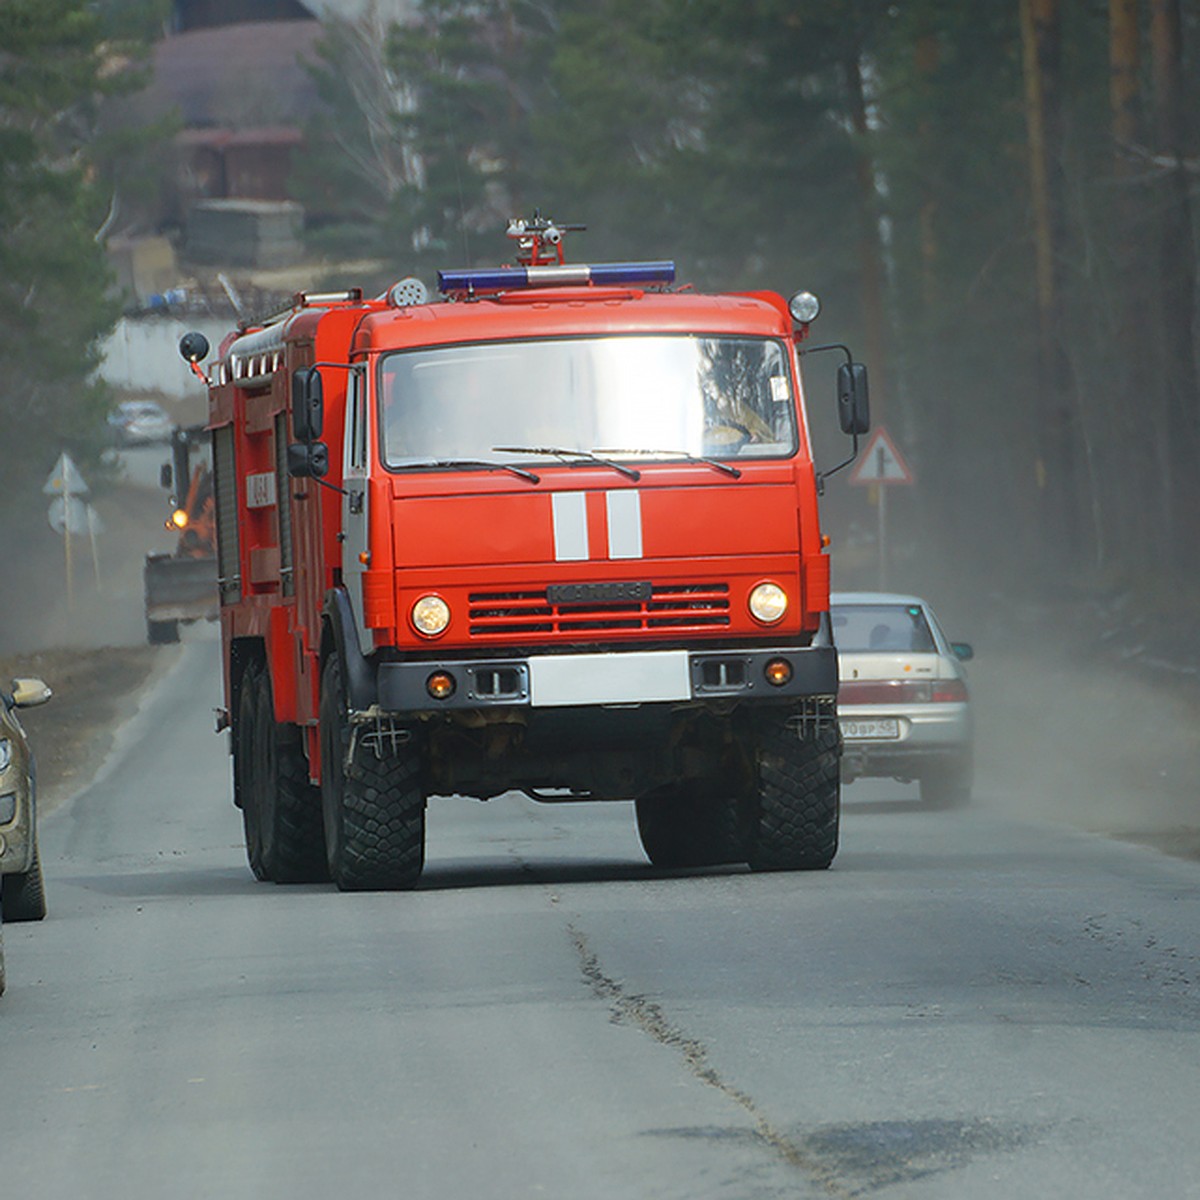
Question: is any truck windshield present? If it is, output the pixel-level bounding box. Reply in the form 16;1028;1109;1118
377;335;798;468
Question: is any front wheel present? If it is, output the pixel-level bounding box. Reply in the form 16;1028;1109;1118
742;712;840;872
319;653;425;891
2;838;47;922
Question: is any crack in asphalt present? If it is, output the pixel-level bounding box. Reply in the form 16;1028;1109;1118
567;921;856;1199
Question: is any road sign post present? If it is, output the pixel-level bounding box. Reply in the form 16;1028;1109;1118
44;453;93;611
849;427;915;589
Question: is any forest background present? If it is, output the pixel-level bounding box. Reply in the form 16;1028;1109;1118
2;0;1198;614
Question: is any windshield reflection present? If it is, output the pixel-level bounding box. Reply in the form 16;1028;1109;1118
377;335;798;468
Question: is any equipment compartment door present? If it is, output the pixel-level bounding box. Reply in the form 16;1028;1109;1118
342;367;372;652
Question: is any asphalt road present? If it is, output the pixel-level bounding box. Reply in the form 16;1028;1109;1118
2;635;1199;1200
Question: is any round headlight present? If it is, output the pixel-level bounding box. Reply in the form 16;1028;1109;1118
0;738;11;773
411;594;451;637
788;290;821;324
748;582;788;625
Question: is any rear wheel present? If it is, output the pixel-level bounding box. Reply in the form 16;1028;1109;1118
320;653;425;891
253;676;329;883
2;838;47;922
235;665;266;880
743;712;840;872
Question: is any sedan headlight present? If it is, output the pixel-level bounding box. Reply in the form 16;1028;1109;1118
748;582;788;625
0;737;11;773
411;594;451;637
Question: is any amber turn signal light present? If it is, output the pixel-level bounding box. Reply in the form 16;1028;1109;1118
764;658;793;687
426;671;456;700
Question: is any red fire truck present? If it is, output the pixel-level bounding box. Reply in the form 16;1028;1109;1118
179;216;869;890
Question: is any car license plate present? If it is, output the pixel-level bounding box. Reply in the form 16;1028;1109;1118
840;718;900;740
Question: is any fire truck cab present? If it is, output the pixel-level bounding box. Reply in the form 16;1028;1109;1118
181;217;869;890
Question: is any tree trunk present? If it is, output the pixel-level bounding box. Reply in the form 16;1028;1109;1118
1110;0;1141;167
914;28;940;316
1149;0;1200;577
1107;0;1161;573
844;51;888;424
1020;0;1084;567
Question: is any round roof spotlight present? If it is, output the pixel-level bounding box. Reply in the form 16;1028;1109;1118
388;277;429;308
411;594;451;638
748;582;789;625
178;331;210;363
788;291;821;325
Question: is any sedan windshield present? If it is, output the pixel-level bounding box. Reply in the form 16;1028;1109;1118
377;335;798;468
833;604;937;653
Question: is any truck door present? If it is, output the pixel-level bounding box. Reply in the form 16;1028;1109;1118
342;365;373;653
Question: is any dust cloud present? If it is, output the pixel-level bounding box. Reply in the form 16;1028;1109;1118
827;504;1200;858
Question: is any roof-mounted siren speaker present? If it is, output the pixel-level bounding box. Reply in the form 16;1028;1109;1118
387;277;429;308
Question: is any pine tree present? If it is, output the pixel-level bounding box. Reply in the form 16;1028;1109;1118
0;0;164;489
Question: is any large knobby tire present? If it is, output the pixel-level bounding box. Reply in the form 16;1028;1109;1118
919;757;973;810
744;712;841;872
235;664;267;880
2;838;47;922
320;653;425;892
254;676;329;883
635;789;742;868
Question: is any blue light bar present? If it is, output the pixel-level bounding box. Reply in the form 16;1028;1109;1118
438;261;676;294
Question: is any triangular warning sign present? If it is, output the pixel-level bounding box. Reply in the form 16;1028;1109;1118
849;426;914;486
43;452;90;497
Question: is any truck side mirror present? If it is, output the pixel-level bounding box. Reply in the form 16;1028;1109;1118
292;367;324;441
837;362;870;435
287;441;329;479
159;463;173;490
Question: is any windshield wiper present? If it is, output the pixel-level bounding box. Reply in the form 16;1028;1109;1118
592;447;742;479
401;458;541;484
492;445;641;481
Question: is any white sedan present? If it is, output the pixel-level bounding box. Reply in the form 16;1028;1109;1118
108;399;173;446
832;591;974;807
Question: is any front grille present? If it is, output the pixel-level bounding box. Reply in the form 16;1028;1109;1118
468;582;731;638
